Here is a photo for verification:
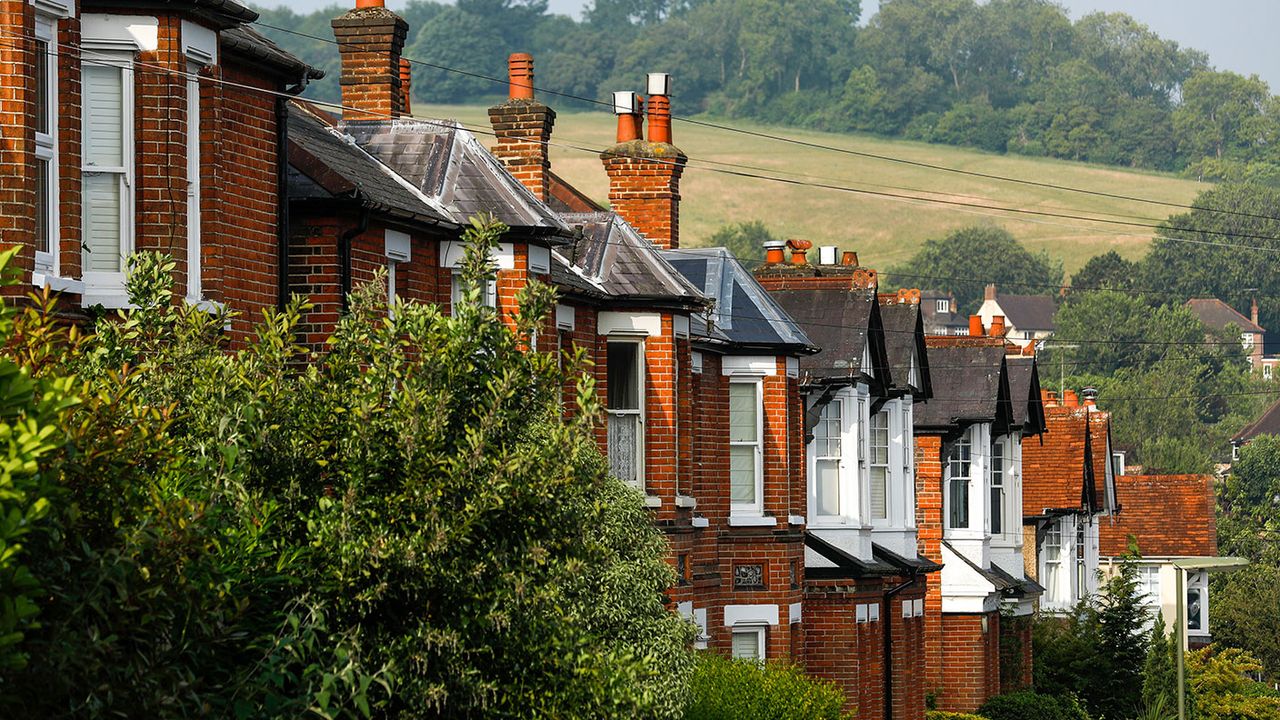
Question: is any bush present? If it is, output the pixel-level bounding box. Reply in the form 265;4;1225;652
926;712;989;720
977;690;1090;720
683;654;851;720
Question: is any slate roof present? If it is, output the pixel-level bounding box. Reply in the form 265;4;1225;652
1233;397;1280;444
943;540;1042;597
992;294;1058;331
552;213;704;306
662;248;816;352
1099;475;1217;558
880;302;931;396
343;120;568;235
1023;403;1113;516
914;345;1009;430
767;289;888;383
222;26;323;80
1186;298;1264;333
287;103;454;227
1006;357;1046;435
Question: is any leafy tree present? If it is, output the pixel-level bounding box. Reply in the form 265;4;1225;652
1187;647;1280;720
405;6;509;102
1175;71;1275;162
2;219;695;718
886;225;1063;314
1211;564;1280;682
1070;251;1137;292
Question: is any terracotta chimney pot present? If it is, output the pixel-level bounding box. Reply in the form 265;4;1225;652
1063;389;1079;407
788;239;812;265
356;0;384;7
841;251;858;266
508;52;534;100
399;57;412;115
969;315;983;337
989;315;1005;337
648;93;672;144
764;240;787;265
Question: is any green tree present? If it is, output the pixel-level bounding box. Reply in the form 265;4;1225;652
1070;251;1138;292
1175;71;1275;162
1142;614;1183;717
886;225;1063;314
1211;564;1280;682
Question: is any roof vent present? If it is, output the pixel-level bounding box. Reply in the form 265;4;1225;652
819;246;838;265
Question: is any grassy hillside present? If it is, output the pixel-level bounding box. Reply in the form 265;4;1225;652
429;104;1208;278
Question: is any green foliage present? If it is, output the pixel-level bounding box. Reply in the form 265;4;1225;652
1033;555;1150;719
707;220;782;262
887;225;1063;314
1069;251;1137;292
1143;614;1189;719
1210;564;1280;681
1188;647;1280;720
976;690;1090;720
683;654;852;720
0;218;695;718
926;712;988;720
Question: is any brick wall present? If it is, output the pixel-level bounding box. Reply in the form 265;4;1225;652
1000;613;1034;693
939;612;1001;713
915;434;945;695
600;142;686;250
1;0;35;292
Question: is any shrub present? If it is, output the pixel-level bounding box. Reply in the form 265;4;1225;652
977;690;1090;720
683;654;851;720
926;712;988;720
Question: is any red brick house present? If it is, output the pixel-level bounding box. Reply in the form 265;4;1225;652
914;318;1045;713
1022;389;1120;614
1099;474;1219;647
2;0;321;338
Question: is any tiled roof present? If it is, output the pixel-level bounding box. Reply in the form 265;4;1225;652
222;26;323;79
1186;298;1264;333
767;288;888;383
1233;397;1280;444
1099;475;1217;558
914;345;1009;430
552;213;704;305
880;302;931;397
547;170;604;213
1006;357;1046;435
992;294;1057;331
1022;404;1112;516
663;248;816;352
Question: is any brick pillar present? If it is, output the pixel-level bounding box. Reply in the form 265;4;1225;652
600;89;685;249
488;53;556;201
331;2;408;121
0;0;36;286
916;434;945;698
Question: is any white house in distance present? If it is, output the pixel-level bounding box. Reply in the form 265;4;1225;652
977;284;1057;349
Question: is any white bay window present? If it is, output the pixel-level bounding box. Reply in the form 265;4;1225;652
81;55;133;303
730;380;764;515
186;61;201;301
33;15;58;277
607;341;644;489
947;434;972;529
813;398;844;519
869;410;890;522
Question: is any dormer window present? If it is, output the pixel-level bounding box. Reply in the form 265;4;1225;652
937;299;950;313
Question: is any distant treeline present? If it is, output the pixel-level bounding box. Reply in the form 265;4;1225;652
256;0;1280;183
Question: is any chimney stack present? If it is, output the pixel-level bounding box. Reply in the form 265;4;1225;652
332;0;409;121
488;52;557;201
601;72;686;250
985;283;997;302
969;315;983;337
1252;297;1260;326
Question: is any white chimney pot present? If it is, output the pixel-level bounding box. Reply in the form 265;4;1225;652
646;72;672;96
612;90;638;115
819;246;838;265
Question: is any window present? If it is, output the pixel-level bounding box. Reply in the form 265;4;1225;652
813;399;843;517
1242;332;1254;349
947;434;971;529
1187;587;1204;631
606;341;643;489
34;16;58;275
186;62;201;300
1111;451;1126;477
730;381;764;513
1075;522;1088;599
1266;364;1274;380
869;411;890;521
1137;566;1160;605
989;439;1005;535
451;271;496;309
936;298;949;313
731;627;765;661
82;54;134;292
1044;522;1063;603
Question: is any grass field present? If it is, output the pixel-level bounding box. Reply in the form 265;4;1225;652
430;103;1208;278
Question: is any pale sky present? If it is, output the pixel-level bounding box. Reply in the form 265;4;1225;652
254;0;1280;90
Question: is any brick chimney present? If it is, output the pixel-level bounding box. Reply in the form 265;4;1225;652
985;283;997;302
1252;297;1260;326
488;53;556;201
331;0;409;121
601;73;687;250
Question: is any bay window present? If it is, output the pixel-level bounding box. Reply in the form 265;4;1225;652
607;341;644;489
869;410;890;522
82;54;134;300
947;434;972;529
34;16;58;277
1043;522;1063;604
729;380;763;514
813;399;843;518
989;438;1005;535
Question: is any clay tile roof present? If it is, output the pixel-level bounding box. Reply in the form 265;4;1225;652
1234;397;1280;444
1099;475;1216;557
1186;298;1263;333
1022;404;1113;516
992;294;1058;331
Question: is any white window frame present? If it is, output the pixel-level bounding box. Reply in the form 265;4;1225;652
946;431;973;530
1242;332;1254;349
1043;520;1064;605
185;60;201;301
989;436;1007;537
730;626;766;661
80;50;135;305
606;338;645;490
1137;565;1161;607
1186;571;1209;636
869;409;891;524
729;378;765;517
936;298;949;313
33;14;59;278
811;395;850;523
1265;364;1274;380
899;400;915;529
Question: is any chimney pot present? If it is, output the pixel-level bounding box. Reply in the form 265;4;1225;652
646;72;672;97
1252;297;1260;325
841;251;858;266
819;246;838;265
356;0;384;7
985;283;997;302
399;57;412;115
764;240;787;265
969;315;983;337
989;315;1005;337
613;92;644;142
1063;389;1079;407
647;93;672;144
788;239;812;265
508;52;534;100
1042;389;1058;406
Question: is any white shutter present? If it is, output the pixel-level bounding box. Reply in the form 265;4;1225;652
84;64;124;168
83;174;122;272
